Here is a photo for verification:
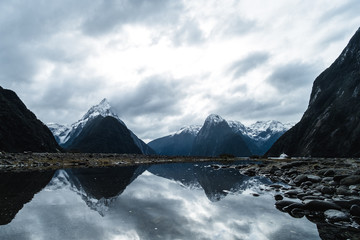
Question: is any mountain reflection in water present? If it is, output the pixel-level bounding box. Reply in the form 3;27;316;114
0;162;321;240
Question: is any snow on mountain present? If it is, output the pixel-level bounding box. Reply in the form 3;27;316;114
204;114;226;125
228;120;294;141
172;125;202;136
47;98;155;154
46;123;71;144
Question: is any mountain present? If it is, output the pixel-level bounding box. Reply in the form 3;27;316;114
229;120;294;155
191;114;251;157
48;99;155;154
149;114;292;157
47;166;147;216
0;170;55;225
267;27;360;157
148;125;201;156
67;115;142;154
0;86;61;153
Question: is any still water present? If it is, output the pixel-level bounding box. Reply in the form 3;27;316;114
0;162;323;240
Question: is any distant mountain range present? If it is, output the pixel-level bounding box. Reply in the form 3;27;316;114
267;27;360;157
149;114;293;157
48;99;155;154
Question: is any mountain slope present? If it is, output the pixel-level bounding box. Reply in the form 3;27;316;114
148;125;201;156
229;120;293;155
48;99;155;154
0;86;60;153
191;114;251;157
68;116;142;154
267;27;360;157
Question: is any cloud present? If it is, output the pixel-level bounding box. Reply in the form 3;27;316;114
266;61;320;93
81;0;184;36
221;16;257;36
319;0;360;23
172;20;205;46
112;75;187;117
227;52;270;79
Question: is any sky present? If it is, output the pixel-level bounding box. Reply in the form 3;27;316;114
1;0;360;142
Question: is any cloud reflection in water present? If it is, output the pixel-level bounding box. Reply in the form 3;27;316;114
0;169;320;240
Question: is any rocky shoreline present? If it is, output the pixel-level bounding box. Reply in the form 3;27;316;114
235;157;360;238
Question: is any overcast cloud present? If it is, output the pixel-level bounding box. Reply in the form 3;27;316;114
0;0;360;141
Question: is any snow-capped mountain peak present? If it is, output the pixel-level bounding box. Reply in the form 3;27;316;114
80;98;123;124
174;125;202;136
204;114;226;125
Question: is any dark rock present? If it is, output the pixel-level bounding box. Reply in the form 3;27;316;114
324;169;335;177
284;190;299;198
336;186;352;196
350;204;360;217
307;175;321;183
321;186;334;194
283;203;305;212
274;194;283;201
275;200;298;210
290;208;305;218
333;175;350;182
321;177;333;183
333;199;360;209
304;200;341;211
294;175;308;185
324;209;349;222
340;175;360;185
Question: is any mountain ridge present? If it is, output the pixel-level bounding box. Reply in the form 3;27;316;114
267;27;360;157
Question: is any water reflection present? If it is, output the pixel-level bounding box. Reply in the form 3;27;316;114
0;170;54;225
0;162;322;239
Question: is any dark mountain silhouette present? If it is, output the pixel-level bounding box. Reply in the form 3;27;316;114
48;98;155;155
148;126;200;156
0;170;55;225
0;86;60;153
191;114;251;157
68;115;142;154
267;27;360;157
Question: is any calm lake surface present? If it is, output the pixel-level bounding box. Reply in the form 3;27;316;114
0;161;331;239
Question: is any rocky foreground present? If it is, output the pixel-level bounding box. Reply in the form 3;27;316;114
234;157;360;239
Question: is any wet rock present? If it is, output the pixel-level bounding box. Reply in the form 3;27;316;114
252;193;260;197
340;175;360;186
304;200;341;211
284;190;300;196
350;205;360;217
290;208;305;218
243;169;256;176
321;177;333;183
275;200;298;210
307;175;321;183
269;184;283;189
333;199;360;209
336;186;352;196
333;175;350;182
321;186;334;195
269;166;280;174
324;209;349;222
294;175;308;185
274;194;283;201
283;202;305;212
324;169;335;177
